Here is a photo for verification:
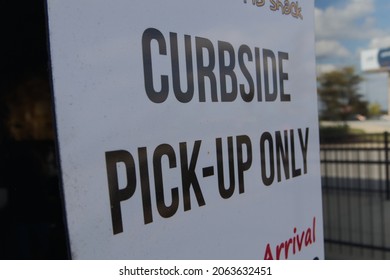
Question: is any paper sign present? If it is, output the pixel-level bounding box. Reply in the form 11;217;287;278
47;0;323;259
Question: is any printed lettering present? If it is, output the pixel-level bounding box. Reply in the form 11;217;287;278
216;137;236;199
153;144;179;218
243;0;303;20
263;217;317;259
180;141;206;210
105;129;311;234
142;28;291;104
105;150;137;235
142;28;169;103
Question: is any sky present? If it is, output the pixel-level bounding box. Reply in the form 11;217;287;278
314;0;390;110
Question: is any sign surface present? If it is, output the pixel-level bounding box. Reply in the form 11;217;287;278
47;0;323;259
361;47;390;72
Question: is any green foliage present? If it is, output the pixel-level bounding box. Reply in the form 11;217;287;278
317;67;368;121
319;124;366;143
319;124;349;137
368;102;382;118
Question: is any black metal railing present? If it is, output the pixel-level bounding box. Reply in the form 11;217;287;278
320;132;390;259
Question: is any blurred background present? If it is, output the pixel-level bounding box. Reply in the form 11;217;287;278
1;1;67;259
2;0;390;259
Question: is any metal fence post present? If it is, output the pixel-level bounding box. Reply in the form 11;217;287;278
385;131;390;200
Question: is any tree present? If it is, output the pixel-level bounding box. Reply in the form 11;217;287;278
317;67;368;121
368;102;382;119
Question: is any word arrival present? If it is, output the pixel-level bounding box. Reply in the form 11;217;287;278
105;128;309;235
263;217;317;259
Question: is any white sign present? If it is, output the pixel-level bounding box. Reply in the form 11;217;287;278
47;0;323;259
361;47;390;72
